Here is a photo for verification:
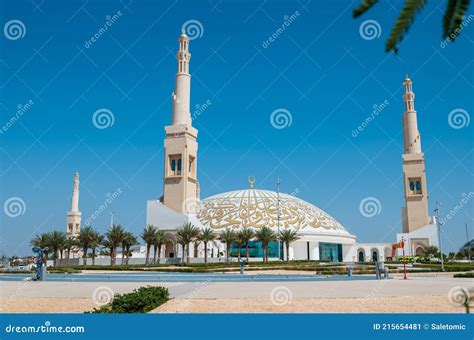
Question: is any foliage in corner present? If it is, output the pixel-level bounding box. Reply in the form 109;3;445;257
88;286;169;313
353;0;379;18
353;0;471;53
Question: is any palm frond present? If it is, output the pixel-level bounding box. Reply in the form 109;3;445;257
353;0;379;18
443;0;459;37
386;0;426;53
445;0;470;39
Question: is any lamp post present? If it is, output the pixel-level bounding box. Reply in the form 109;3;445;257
277;178;281;261
434;201;445;271
401;237;407;280
466;222;472;262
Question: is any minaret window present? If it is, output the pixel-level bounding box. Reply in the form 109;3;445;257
408;177;422;195
169;155;182;176
189;156;196;177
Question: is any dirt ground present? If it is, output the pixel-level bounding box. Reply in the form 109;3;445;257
153;295;463;313
1;295;463;314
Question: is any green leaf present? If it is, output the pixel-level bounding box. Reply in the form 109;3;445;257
443;0;459;38
353;0;379;18
385;0;426;53
449;0;470;40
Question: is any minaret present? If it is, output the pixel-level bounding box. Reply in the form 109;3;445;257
163;34;198;213
66;172;82;237
401;76;430;233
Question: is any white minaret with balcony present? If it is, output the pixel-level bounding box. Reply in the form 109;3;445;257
401;76;430;233
163;34;199;213
66;172;81;237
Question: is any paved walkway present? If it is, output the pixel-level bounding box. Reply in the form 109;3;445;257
0;273;471;313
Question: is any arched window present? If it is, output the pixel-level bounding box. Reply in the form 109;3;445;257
371;249;379;262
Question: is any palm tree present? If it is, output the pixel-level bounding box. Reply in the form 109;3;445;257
77;226;95;267
241;229;255;262
89;230;103;266
175;233;187;264
176;222;201;264
255;227;277;262
152;230;172;264
62;237;76;264
141;225;157;265
353;0;471;53
235;230;248;262
105;224;125;266
219;228;236;264
45;231;66;266
198;228;216;264
121;231;137;266
279;229;300;262
422;245;439;260
30;233;50;262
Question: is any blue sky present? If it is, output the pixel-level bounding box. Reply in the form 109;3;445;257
1;0;472;256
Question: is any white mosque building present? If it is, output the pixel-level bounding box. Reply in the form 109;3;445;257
69;33;439;263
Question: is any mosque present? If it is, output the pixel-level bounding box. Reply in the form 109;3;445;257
67;33;439;263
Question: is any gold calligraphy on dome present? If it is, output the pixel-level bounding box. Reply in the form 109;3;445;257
196;191;345;232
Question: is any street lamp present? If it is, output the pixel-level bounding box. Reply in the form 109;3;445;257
277;178;282;261
434;201;445;272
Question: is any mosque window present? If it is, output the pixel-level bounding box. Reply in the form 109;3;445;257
189;156;196;177
169;155;182;176
408;177;422;195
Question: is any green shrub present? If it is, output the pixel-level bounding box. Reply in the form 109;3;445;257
48;267;81;274
89;286;169;313
453;272;474;278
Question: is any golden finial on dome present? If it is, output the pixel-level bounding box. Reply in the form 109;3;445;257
248;176;255;189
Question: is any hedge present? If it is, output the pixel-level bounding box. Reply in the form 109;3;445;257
89;286;169;313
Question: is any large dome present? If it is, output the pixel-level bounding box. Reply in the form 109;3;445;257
196;189;354;238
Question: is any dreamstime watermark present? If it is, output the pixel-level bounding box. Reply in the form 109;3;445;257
92;286;114;306
448;108;470;129
5;321;85;334
270;108;292;129
352;279;387;312
182;197;200;214
352;100;389;138
84;11;123;48
191;99;212;121
289;187;300;197
270;286;293;306
92;108;115;129
83;188;123;226
181;19;204;40
4;19;26;40
359;19;381;40
440;192;474;225
3;197;26;218
262;10;301;48
0;99;34;134
440;14;474;48
448;286;470;307
359;197;381;217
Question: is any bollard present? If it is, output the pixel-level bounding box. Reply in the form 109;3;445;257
347;266;353;277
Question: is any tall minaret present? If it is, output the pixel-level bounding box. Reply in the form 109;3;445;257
163;34;198;213
66;172;82;237
401;76;430;233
